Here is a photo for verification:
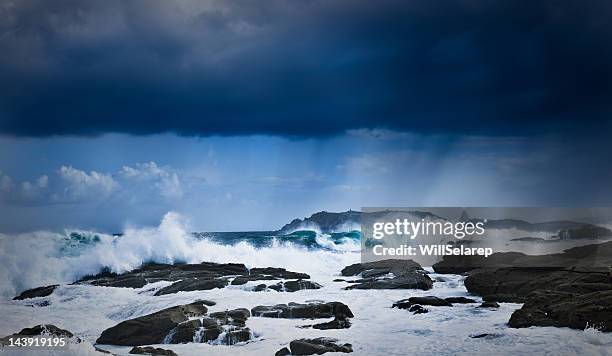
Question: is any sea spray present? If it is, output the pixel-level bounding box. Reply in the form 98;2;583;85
0;212;359;299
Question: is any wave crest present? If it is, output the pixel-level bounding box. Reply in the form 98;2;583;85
0;212;358;299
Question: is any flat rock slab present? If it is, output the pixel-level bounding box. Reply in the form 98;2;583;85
251;302;353;319
268;280;322;292
432;241;612;275
444;297;477;304
13;285;59;300
276;337;353;355
341;259;433;290
76;261;311;295
509;290;612;331
464;267;611;303
129;346;177;356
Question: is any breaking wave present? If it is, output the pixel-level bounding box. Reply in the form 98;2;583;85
0;212;359;299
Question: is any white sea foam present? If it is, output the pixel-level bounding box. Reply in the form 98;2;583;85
1;213;612;355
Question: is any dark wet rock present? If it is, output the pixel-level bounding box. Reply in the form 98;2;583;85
1;325;80;345
333;279;346;282
251;302;353;319
129;346;177;356
392;300;430;314
408;296;452;306
312;316;352;330
342;259;423;277
392;299;412;309
171;319;205;343
94;346;113;354
465;267;611;303
409;305;429;314
77;262;311;296
230;268;309;286
392;296;451;308
210;308;251;324
509;290;612;331
269;280;322;292
344;275;433;290
341;259;433;290
154;278;229;295
510;237;548;242
444;297;477;304
100;305;252;346
469;333;503;339
288;337;353;355
479;301;500;308
253;284;267;292
167;308;252;345
431;252;526;275
78;262;249;289
96;301;209;346
250;267;310;280
231;275;277;285
275;347;291;356
482;294;526;303
13;285;59;300
434;241;612;303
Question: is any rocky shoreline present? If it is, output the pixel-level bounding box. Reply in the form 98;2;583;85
4;241;611;354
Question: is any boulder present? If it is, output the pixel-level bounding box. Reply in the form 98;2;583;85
269;280;322;292
251;302;353;319
1;325;80;346
129;346;177;356
341;259;423;277
392;296;451;310
479;301;500;308
13;285;59;300
444;297;477;304
312;317;352;330
407;296;452;306
341;259;433;290
275;347;291;356
391;300;429;314
96;301;209;346
154;278;229;295
288;337;353;355
409;305;429;314
344;275;433;290
253;284;267;292
508;290;612;331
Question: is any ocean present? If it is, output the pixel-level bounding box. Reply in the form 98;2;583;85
0;212;611;355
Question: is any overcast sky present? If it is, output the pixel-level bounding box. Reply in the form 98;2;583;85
1;1;611;232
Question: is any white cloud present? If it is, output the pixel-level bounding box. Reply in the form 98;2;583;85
0;171;13;192
1;162;188;206
57;166;117;202
120;161;183;199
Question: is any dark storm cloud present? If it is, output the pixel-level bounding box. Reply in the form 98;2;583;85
0;0;611;137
